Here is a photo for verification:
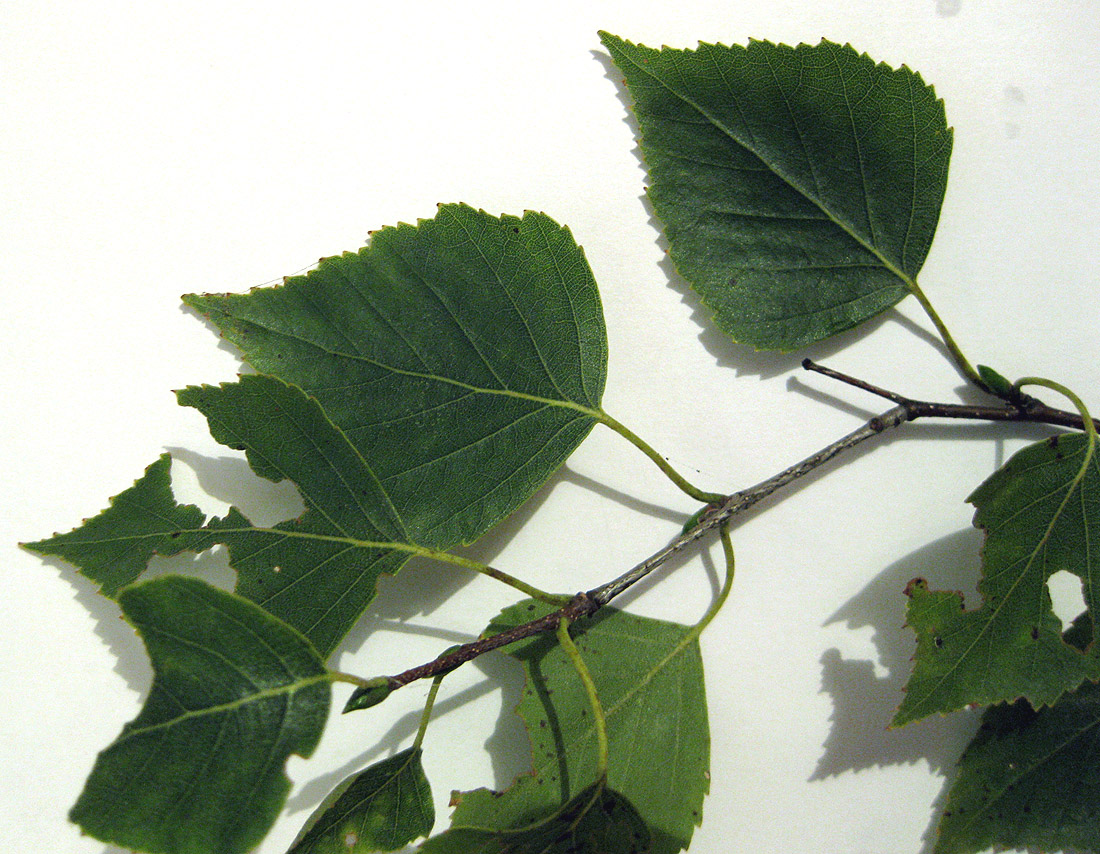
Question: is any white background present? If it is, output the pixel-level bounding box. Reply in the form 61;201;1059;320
4;2;1100;853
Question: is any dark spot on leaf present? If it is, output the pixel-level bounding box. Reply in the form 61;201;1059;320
934;636;943;648
1031;627;1040;639
170;532;181;539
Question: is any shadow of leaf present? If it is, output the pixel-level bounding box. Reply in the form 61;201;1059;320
814;529;986;782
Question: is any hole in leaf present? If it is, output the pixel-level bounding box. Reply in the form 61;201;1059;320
1047;569;1087;627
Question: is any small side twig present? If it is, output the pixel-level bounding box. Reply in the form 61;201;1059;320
800;358;908;404
801;358;1098;432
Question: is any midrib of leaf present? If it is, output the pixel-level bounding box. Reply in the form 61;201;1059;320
223;317;603;417
900;72;923;271
318;750;426;843
57;522;478;563
108;672;334;746
350;752;417;813
610;43;918;292
828;48;879;250
911;437;1099;710
386;238;513;391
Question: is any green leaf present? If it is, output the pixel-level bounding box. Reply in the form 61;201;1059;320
896;432;1100;724
71;575;330;854
935;687;1100;853
184;204;607;547
33;207;606;655
176;374;413;656
421;782;652;854
933;616;1100;854
600;33;952;350
287;748;433;854
445;601;708;854
22;454;209;595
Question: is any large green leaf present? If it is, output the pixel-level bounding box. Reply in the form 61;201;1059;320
896;432;1100;724
70;575;330;854
184;204;607;547
601;34;952;350
32;206;606;655
444;601;709;854
287;748;433;853
421;782;652;854
933;619;1100;854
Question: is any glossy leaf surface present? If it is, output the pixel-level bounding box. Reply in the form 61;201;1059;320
897;432;1100;724
601;34;952;350
185;204;607;547
288;748;433;853
446;601;708;854
422;783;651;854
71;576;330;854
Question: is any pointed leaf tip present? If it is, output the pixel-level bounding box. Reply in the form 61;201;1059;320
977;364;1016;399
23;453;207;596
